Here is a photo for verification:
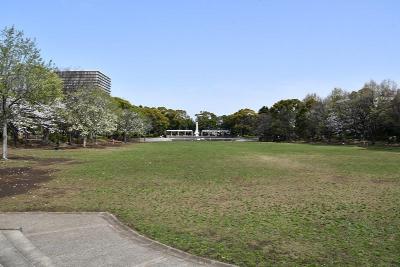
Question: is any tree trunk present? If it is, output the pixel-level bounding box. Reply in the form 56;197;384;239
2;96;8;160
124;133;127;143
24;132;29;146
12;125;18;148
2;119;7;160
68;133;72;145
56;134;60;149
42;128;49;145
83;136;87;148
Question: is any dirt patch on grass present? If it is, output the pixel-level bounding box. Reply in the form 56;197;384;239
39;158;76;165
0;167;53;198
7;156;36;161
8;156;77;165
0;157;78;198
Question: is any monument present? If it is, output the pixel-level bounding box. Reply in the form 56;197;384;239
194;122;199;137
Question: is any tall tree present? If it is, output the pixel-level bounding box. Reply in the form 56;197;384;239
195;111;218;130
229;108;258;136
65;86;116;147
369;80;398;141
269;99;302;141
390;90;400;138
323;88;349;141
141;107;169;136
9;100;65;145
0;26;62;159
256;112;273;141
343;80;397;142
298;94;326;141
116;109;147;142
159;108;194;130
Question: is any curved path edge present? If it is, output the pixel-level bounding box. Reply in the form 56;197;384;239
100;212;236;267
0;212;237;267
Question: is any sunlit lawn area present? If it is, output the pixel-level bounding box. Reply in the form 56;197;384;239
1;142;399;266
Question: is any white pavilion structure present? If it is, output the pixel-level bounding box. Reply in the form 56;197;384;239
165;130;193;137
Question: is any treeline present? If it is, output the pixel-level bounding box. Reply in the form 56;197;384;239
0;26;154;160
150;81;400;144
1;26;400;159
256;82;400;143
124;79;400;145
0;26;202;161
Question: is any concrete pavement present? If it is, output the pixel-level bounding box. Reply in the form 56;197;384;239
0;212;235;267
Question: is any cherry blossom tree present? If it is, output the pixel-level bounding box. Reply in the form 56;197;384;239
65;86;117;147
0;26;62;159
116;109;147;142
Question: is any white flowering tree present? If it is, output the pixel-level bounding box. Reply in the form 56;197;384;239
0;26;63;159
116;109;147;142
7;100;65;145
65;86;117;147
37;101;66;141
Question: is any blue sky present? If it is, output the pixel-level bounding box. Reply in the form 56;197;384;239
2;0;399;116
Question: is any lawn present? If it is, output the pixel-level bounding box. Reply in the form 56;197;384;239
1;142;399;266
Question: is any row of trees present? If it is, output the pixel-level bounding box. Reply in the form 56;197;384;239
1;26;400;159
0;26;149;159
191;81;400;143
257;81;400;142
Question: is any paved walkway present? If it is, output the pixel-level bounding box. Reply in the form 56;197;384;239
0;212;235;267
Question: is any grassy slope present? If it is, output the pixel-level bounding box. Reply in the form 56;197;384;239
1;142;400;266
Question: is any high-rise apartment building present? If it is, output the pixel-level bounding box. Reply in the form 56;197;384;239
55;70;111;94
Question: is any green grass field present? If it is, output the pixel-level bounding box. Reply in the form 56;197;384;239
1;142;400;266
